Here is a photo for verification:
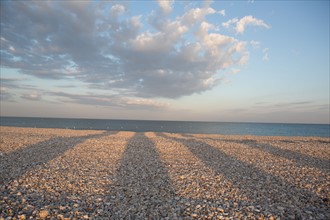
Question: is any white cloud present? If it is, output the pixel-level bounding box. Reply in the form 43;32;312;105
219;9;226;16
236;16;270;34
0;1;268;100
181;6;216;25
250;40;261;49
130;15;142;29
238;52;250;65
262;48;270;61
110;4;126;16
125;98;169;108
222;18;238;28
9;46;16;52
223;15;270;34
158;0;174;14
130;32;171;52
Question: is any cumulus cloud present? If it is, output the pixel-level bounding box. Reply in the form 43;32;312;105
0;1;269;99
158;0;174;14
223;15;270;34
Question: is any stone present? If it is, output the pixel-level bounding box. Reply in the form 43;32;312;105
1;127;329;219
39;210;49;218
191;213;198;218
18;215;26;220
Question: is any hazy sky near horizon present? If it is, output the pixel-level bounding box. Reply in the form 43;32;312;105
1;0;329;123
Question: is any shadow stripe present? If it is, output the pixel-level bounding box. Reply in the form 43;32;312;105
0;131;116;183
158;133;329;218
225;139;330;171
107;132;179;219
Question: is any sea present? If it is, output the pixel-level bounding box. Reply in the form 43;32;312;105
0;116;329;137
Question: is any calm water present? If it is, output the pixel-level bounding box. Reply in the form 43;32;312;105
0;117;329;137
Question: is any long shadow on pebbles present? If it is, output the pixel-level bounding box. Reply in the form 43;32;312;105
105;132;180;219
158;133;329;219
0;131;115;183
221;139;330;172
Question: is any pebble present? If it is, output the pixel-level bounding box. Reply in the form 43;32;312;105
17;215;25;220
191;213;198;218
0;127;329;219
38;210;49;218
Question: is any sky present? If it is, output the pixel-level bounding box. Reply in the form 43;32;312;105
0;0;329;124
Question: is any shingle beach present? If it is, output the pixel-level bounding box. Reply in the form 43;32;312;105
1;126;329;219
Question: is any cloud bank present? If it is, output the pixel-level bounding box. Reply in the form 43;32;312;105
1;1;269;99
48;91;169;110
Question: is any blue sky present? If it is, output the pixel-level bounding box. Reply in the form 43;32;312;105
0;0;329;124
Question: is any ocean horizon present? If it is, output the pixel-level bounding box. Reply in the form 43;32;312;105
1;116;329;137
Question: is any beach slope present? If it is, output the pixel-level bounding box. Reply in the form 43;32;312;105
0;126;329;219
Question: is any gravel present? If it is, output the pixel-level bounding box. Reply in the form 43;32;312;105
0;126;329;219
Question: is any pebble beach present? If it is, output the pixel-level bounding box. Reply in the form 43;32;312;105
0;126;329;219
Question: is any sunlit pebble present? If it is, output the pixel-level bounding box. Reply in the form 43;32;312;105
0;127;329;219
